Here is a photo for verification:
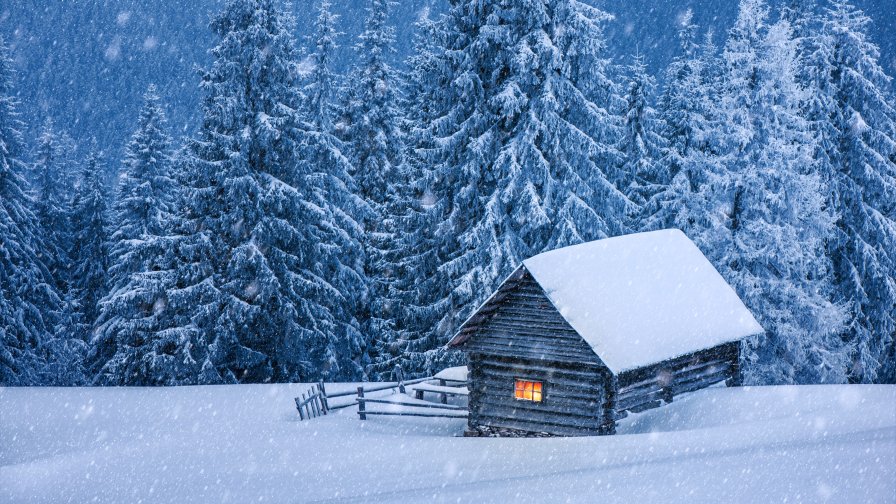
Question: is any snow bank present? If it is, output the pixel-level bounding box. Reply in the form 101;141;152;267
433;365;468;382
2;383;893;503
524;229;764;373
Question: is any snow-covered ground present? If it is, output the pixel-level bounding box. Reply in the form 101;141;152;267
2;383;894;503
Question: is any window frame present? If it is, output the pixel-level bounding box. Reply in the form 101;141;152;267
513;377;544;403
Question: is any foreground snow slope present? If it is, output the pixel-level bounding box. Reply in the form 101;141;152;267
2;383;893;503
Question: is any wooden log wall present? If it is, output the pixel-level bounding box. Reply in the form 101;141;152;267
469;353;615;436
614;342;741;416
463;268;603;366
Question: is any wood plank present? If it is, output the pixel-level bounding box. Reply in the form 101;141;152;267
469;345;597;364
474;366;603;384
357;387;365;420
296;397;305;420
669;372;729;395
325;376;434;399
410;383;470;396
469;334;591;354
474;396;603;419
616;389;666;411
617;343;738;387
357;398;466;411
480;319;581;335
474;354;605;374
359;411;468;419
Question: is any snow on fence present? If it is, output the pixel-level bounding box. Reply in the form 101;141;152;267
295;367;471;422
294;376;434;421
356;385;468;420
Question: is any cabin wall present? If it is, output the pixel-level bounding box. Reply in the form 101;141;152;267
614;342;741;415
468;353;615;436
462;268;600;365
460;269;615;436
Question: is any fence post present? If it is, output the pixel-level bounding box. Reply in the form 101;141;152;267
357;387;366;420
318;381;329;414
393;365;406;394
311;387;321;418
439;378;447;404
295;396;305;420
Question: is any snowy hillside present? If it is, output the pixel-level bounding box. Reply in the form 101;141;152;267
2;384;893;503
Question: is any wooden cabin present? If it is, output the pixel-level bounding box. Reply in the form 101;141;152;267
447;229;764;437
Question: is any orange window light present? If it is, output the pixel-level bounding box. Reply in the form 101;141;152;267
514;379;543;402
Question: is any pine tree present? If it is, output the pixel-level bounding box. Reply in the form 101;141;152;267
643;11;729;253
31;119;73;297
721;10;847;384
809;1;896;383
178;0;341;383
341;0;406;379
619;54;664;224
70;147;110;335
90;86;193;384
428;0;626;341
0;37;62;385
383;15;458;377
299;0;369;380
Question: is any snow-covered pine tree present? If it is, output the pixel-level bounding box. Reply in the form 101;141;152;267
43;144;109;385
721;8;847;384
619;54;664;226
428;0;626;341
180;0;341;383
31;118;73;299
69;147;110;336
90;86;194;385
809;1;896;383
44;145;110;385
642;11;730;255
0;37;62;385
368;14;462;378
341;0;406;379
298;0;368;381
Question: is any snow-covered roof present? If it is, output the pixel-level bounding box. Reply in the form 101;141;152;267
519;229;763;373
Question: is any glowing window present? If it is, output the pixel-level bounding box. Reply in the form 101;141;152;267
514;379;543;402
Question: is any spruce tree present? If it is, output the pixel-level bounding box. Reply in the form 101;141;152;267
643;11;729;254
809;1;896;383
0;37;61;385
91;86;192;384
179;0;340;382
342;0;406;379
31;119;72;297
70;147;110;335
383;15;457;377
299;0;368;380
721;9;847;384
619;54;664;224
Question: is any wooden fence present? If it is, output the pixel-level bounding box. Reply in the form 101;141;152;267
295;376;434;421
294;381;329;421
356;380;469;420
